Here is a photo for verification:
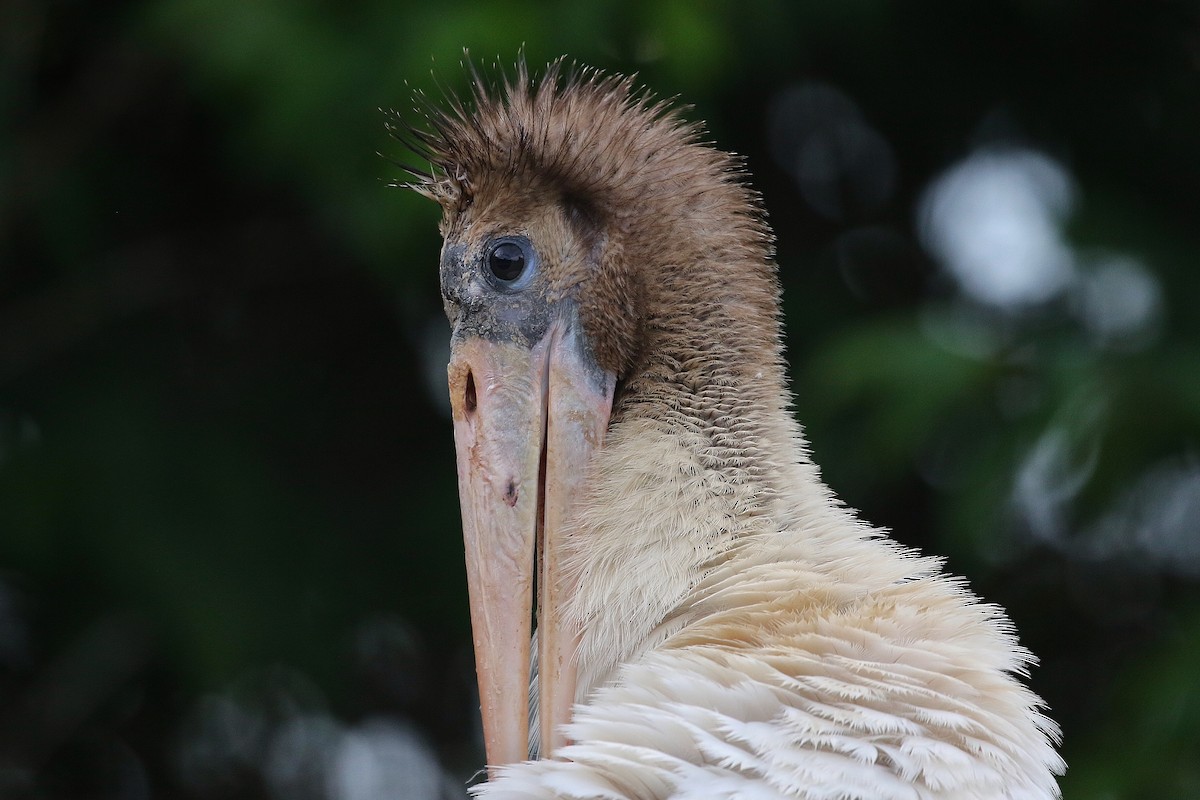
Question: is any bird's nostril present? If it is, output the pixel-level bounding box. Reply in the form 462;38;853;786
464;370;477;413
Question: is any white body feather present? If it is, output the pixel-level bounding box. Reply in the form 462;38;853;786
484;417;1064;799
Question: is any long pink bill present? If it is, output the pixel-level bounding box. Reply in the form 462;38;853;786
447;320;615;774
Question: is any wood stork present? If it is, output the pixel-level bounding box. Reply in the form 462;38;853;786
398;58;1065;800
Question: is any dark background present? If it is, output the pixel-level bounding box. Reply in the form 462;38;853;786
2;1;1199;797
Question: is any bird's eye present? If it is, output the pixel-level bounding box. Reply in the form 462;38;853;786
485;238;534;288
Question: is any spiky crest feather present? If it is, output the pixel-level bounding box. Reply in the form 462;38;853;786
392;57;751;232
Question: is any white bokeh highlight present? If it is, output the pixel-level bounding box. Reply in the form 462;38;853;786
920;148;1077;308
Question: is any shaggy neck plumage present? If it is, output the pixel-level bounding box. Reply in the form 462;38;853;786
558;228;818;720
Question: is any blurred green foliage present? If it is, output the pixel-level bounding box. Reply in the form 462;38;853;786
2;0;1199;797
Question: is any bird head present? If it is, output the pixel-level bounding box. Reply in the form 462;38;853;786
397;57;779;772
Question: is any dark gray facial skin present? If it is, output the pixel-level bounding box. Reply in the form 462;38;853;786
440;236;557;350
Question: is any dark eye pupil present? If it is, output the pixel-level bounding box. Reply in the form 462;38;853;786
488;242;526;282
